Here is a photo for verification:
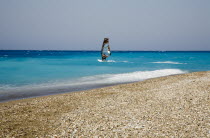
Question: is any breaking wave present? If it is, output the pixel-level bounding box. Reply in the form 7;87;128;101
0;69;187;102
151;61;186;64
97;59;130;63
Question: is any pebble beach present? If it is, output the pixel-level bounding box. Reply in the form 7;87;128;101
0;71;209;137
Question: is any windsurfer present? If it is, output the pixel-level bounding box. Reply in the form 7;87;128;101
101;38;111;61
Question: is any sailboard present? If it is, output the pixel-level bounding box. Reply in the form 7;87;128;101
101;38;111;61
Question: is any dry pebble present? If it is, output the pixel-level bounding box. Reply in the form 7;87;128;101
0;71;210;137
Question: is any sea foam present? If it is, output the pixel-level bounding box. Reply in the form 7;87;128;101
0;68;187;102
151;61;186;64
97;59;129;63
77;69;187;84
0;69;187;92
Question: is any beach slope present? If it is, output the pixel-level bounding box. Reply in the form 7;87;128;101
0;71;209;137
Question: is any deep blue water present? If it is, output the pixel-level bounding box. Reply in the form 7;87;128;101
0;50;210;102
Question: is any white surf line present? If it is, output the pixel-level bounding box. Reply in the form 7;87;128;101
151;61;186;64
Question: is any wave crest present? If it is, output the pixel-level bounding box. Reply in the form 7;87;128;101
151;61;186;64
0;69;187;102
1;69;187;91
97;59;130;63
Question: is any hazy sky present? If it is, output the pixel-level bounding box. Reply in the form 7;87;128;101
0;0;210;50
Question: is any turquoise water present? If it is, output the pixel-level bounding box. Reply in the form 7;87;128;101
0;50;210;102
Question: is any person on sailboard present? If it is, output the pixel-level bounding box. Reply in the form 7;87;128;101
101;38;111;61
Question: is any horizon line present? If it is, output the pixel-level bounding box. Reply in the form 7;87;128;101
0;49;210;52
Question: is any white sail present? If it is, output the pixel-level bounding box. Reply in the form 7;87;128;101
101;38;111;60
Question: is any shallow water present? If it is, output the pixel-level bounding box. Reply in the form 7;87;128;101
0;50;210;102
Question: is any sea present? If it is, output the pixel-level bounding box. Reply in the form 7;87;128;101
0;50;210;102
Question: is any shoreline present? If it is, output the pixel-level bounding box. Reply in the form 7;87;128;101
0;83;121;103
0;69;187;103
0;71;209;137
